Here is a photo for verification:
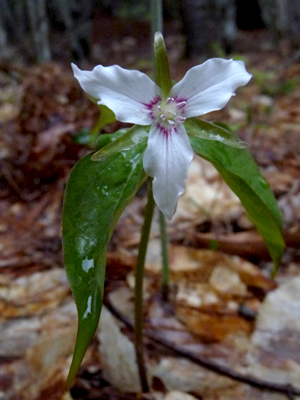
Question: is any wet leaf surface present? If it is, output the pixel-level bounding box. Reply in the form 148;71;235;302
63;133;146;386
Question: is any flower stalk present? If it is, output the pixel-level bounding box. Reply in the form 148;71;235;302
134;181;155;393
159;210;170;301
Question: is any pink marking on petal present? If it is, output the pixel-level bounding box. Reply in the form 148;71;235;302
174;96;188;103
157;123;170;138
143;96;162;110
157;122;180;139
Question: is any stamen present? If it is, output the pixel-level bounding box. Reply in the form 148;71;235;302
175;115;186;123
176;101;187;110
154;98;186;126
166;97;174;105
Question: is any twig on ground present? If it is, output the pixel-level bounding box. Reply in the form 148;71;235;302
103;297;300;399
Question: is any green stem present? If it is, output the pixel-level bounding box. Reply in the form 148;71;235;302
134;181;155;393
151;0;163;37
159;210;170;301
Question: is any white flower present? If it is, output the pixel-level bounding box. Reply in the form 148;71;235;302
72;57;251;220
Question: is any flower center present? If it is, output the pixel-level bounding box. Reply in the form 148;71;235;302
154;97;187;126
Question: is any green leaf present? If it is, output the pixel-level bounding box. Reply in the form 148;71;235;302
187;121;284;273
93;125;149;161
185;118;247;148
62;139;147;388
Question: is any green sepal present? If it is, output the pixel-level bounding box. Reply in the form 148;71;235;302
185;118;247;148
92;125;149;161
187;127;284;274
74;106;116;148
95;129;129;149
154;32;172;99
89;105;116;146
94;105;116;131
62;140;147;388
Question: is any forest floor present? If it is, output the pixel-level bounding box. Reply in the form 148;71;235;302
1;18;300;400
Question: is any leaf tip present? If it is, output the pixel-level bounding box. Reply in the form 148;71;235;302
236;140;248;149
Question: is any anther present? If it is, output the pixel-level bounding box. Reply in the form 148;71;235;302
176;101;187;110
175;116;186;123
166;97;174;105
160;114;166;121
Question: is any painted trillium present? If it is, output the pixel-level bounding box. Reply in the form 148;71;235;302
72;32;251;220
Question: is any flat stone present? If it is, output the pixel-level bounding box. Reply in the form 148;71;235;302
246;276;300;393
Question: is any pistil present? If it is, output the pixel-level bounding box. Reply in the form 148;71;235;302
154;97;187;127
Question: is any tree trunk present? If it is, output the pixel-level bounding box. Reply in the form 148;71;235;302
0;13;9;60
26;0;51;63
259;0;300;42
179;0;237;58
53;0;93;61
285;0;300;42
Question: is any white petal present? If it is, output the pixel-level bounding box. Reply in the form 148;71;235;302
143;123;194;220
171;58;252;117
72;63;159;125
